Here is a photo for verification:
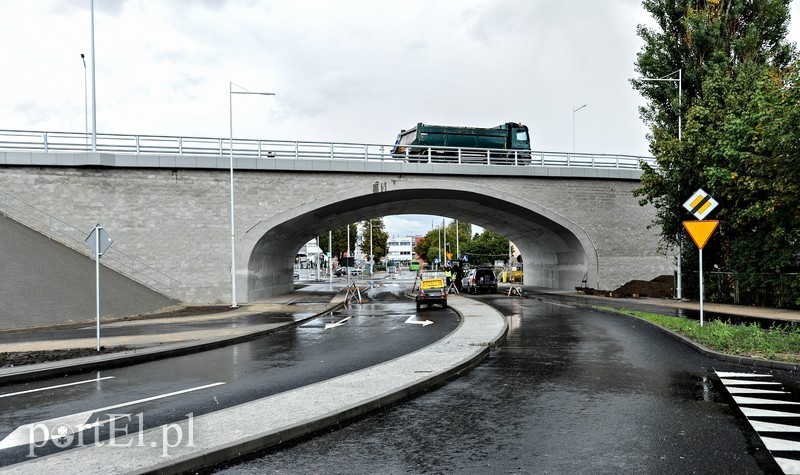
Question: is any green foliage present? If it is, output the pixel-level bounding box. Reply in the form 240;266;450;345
605;307;800;362
359;218;388;262
318;223;358;260
632;0;800;307
461;229;512;267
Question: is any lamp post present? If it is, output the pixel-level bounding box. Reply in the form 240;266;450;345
638;69;683;298
228;82;275;307
572;104;587;152
90;0;97;152
80;54;88;149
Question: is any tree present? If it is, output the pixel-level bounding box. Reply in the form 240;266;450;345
318;223;358;261
461;229;512;267
631;0;799;306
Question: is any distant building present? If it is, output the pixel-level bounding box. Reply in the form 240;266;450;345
386;236;415;264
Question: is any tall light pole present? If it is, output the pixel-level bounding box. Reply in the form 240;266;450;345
638;69;683;298
572;104;587;152
229;82;275;307
80;54;88;149
90;0;97;152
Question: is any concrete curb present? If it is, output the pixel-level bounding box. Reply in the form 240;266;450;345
3;296;507;474
0;297;347;385
540;295;800;372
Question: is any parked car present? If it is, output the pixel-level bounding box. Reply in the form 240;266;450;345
334;267;348;277
387;265;396;274
350;268;363;276
462;268;498;294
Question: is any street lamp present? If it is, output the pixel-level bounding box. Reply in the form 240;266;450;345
80;54;88;149
572;104;586;152
228;82;275;307
89;0;97;152
638;69;683;298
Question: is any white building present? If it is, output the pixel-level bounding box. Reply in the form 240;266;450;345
298;239;325;268
386;236;414;264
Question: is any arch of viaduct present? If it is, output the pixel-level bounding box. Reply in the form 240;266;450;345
0;152;671;304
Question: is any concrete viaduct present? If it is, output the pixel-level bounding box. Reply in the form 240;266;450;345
0;145;671;305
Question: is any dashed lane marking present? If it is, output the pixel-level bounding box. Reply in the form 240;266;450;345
0;377;115;398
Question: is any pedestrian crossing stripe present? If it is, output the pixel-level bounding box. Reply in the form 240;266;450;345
715;369;800;474
733;396;800;405
719;378;782;386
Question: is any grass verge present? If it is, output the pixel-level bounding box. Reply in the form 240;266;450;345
597;306;800;363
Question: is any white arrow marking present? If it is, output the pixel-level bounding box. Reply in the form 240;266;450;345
324;316;352;329
0;381;225;449
405;315;433;326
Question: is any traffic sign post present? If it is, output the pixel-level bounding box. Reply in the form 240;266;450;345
682;219;719;327
85;224;112;351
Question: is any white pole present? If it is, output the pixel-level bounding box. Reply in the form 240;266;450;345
81;54;87;149
699;248;704;327
329;230;332;284
347;225;351;285
572;104;586;152
95;225;101;351
90;0;97;152
228;82;238;307
316;237;320;281
455;220;459;260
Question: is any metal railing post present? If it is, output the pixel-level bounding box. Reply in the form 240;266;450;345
330;143;334;160
258;140;262;159
294;142;299;159
178;137;183;156
43;132;48;152
136;136;140;155
427;148;431;163
219;139;223;157
364;144;368;160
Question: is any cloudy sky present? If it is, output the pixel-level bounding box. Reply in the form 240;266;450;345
2;1;799;237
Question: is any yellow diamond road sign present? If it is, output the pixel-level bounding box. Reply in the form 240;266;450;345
683;189;718;220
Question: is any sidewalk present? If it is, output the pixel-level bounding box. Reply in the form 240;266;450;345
523;287;800;323
0;286;347;384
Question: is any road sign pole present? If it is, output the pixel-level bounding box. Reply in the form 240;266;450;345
95;225;101;351
699;248;704;327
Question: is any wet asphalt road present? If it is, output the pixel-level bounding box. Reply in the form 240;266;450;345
216;294;786;474
0;284;459;467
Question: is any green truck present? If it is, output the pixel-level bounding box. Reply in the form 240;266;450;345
391;122;531;164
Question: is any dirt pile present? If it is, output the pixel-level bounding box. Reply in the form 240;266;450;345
577;275;674;299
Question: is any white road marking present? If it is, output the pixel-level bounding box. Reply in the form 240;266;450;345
750;420;800;433
733;396;800;405
761;436;800;452
405;315;433;326
719;378;782;386
0;377;115;399
715;371;772;378
725;387;789;395
740;407;800;418
0;381;225;450
775;457;800;475
324;316;352;330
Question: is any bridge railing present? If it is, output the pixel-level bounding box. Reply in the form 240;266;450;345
0;129;657;170
0;189;182;298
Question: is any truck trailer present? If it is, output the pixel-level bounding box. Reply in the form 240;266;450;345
391;122;531;164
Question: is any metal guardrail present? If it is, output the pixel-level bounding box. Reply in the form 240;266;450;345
0;129;656;170
0;189;182;298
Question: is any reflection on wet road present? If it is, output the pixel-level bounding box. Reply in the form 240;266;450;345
219;295;785;473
